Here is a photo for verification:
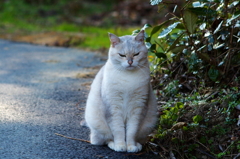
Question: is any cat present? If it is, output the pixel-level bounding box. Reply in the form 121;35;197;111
84;30;158;152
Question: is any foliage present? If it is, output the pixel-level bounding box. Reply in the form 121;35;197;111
139;0;240;89
146;87;240;158
135;0;240;158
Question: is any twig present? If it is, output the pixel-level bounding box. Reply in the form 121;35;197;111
233;153;240;159
196;141;211;151
172;149;184;159
196;149;217;159
124;152;145;156
159;144;169;152
222;141;235;155
55;133;90;143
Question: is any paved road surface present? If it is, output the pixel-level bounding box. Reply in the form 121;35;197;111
0;40;159;159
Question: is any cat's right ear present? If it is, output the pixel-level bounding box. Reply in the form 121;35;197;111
108;33;121;47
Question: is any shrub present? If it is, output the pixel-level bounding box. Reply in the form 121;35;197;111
135;1;240;158
137;0;240;92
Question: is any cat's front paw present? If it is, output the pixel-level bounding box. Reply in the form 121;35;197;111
108;141;127;152
127;142;142;152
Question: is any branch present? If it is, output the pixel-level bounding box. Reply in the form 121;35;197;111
55;133;90;143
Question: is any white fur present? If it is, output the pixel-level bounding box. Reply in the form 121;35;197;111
85;30;158;152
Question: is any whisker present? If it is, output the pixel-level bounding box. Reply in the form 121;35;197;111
137;66;150;77
137;63;149;70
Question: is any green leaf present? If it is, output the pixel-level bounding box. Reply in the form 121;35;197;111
132;29;140;35
142;24;152;30
158;22;180;38
149;44;157;52
193;115;203;123
227;14;240;26
167;32;185;52
175;102;184;109
208;67;219;81
146;37;151;42
183;126;188;131
171;46;186;53
187;7;217;16
150;20;170;36
183;10;198;34
200;136;207;144
157;3;166;13
150;0;162;6
155;52;167;59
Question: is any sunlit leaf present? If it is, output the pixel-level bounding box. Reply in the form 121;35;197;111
193;115;203;123
213;43;225;49
175;102;184;109
227;14;240;26
183;10;197;34
132;29;140;35
150;20;170;36
199;23;206;30
142;24;152;30
173;5;177;13
213;20;223;34
150;0;162;5
218;61;224;66
192;2;205;7
204;31;210;37
197;45;206;52
228;1;239;9
145;42;151;49
158;22;180;38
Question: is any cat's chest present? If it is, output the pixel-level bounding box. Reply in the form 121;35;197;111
103;69;149;92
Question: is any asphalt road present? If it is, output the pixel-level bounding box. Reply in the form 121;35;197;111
0;40;159;159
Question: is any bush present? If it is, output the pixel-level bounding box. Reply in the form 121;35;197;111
134;0;240;158
138;0;240;91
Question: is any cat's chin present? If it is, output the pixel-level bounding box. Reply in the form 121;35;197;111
125;66;137;71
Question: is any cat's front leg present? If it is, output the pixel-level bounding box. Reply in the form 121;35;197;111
126;107;143;152
107;110;127;152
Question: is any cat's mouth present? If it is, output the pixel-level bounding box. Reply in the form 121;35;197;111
126;66;136;70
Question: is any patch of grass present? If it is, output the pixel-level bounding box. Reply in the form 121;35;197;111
78;26;138;50
0;0;137;50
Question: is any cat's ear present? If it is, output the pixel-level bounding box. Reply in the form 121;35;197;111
108;33;121;47
135;30;145;43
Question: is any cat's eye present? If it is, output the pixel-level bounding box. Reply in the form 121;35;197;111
134;52;140;56
118;53;126;57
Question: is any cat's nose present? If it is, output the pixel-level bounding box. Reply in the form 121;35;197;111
128;60;133;66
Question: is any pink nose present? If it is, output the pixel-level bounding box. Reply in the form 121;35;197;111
128;60;133;66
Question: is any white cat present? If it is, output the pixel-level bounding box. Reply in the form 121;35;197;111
84;30;158;152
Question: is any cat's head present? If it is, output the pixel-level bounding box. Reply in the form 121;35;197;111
108;30;148;71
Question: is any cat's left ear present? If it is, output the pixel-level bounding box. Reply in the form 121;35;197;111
135;30;145;43
108;33;121;47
